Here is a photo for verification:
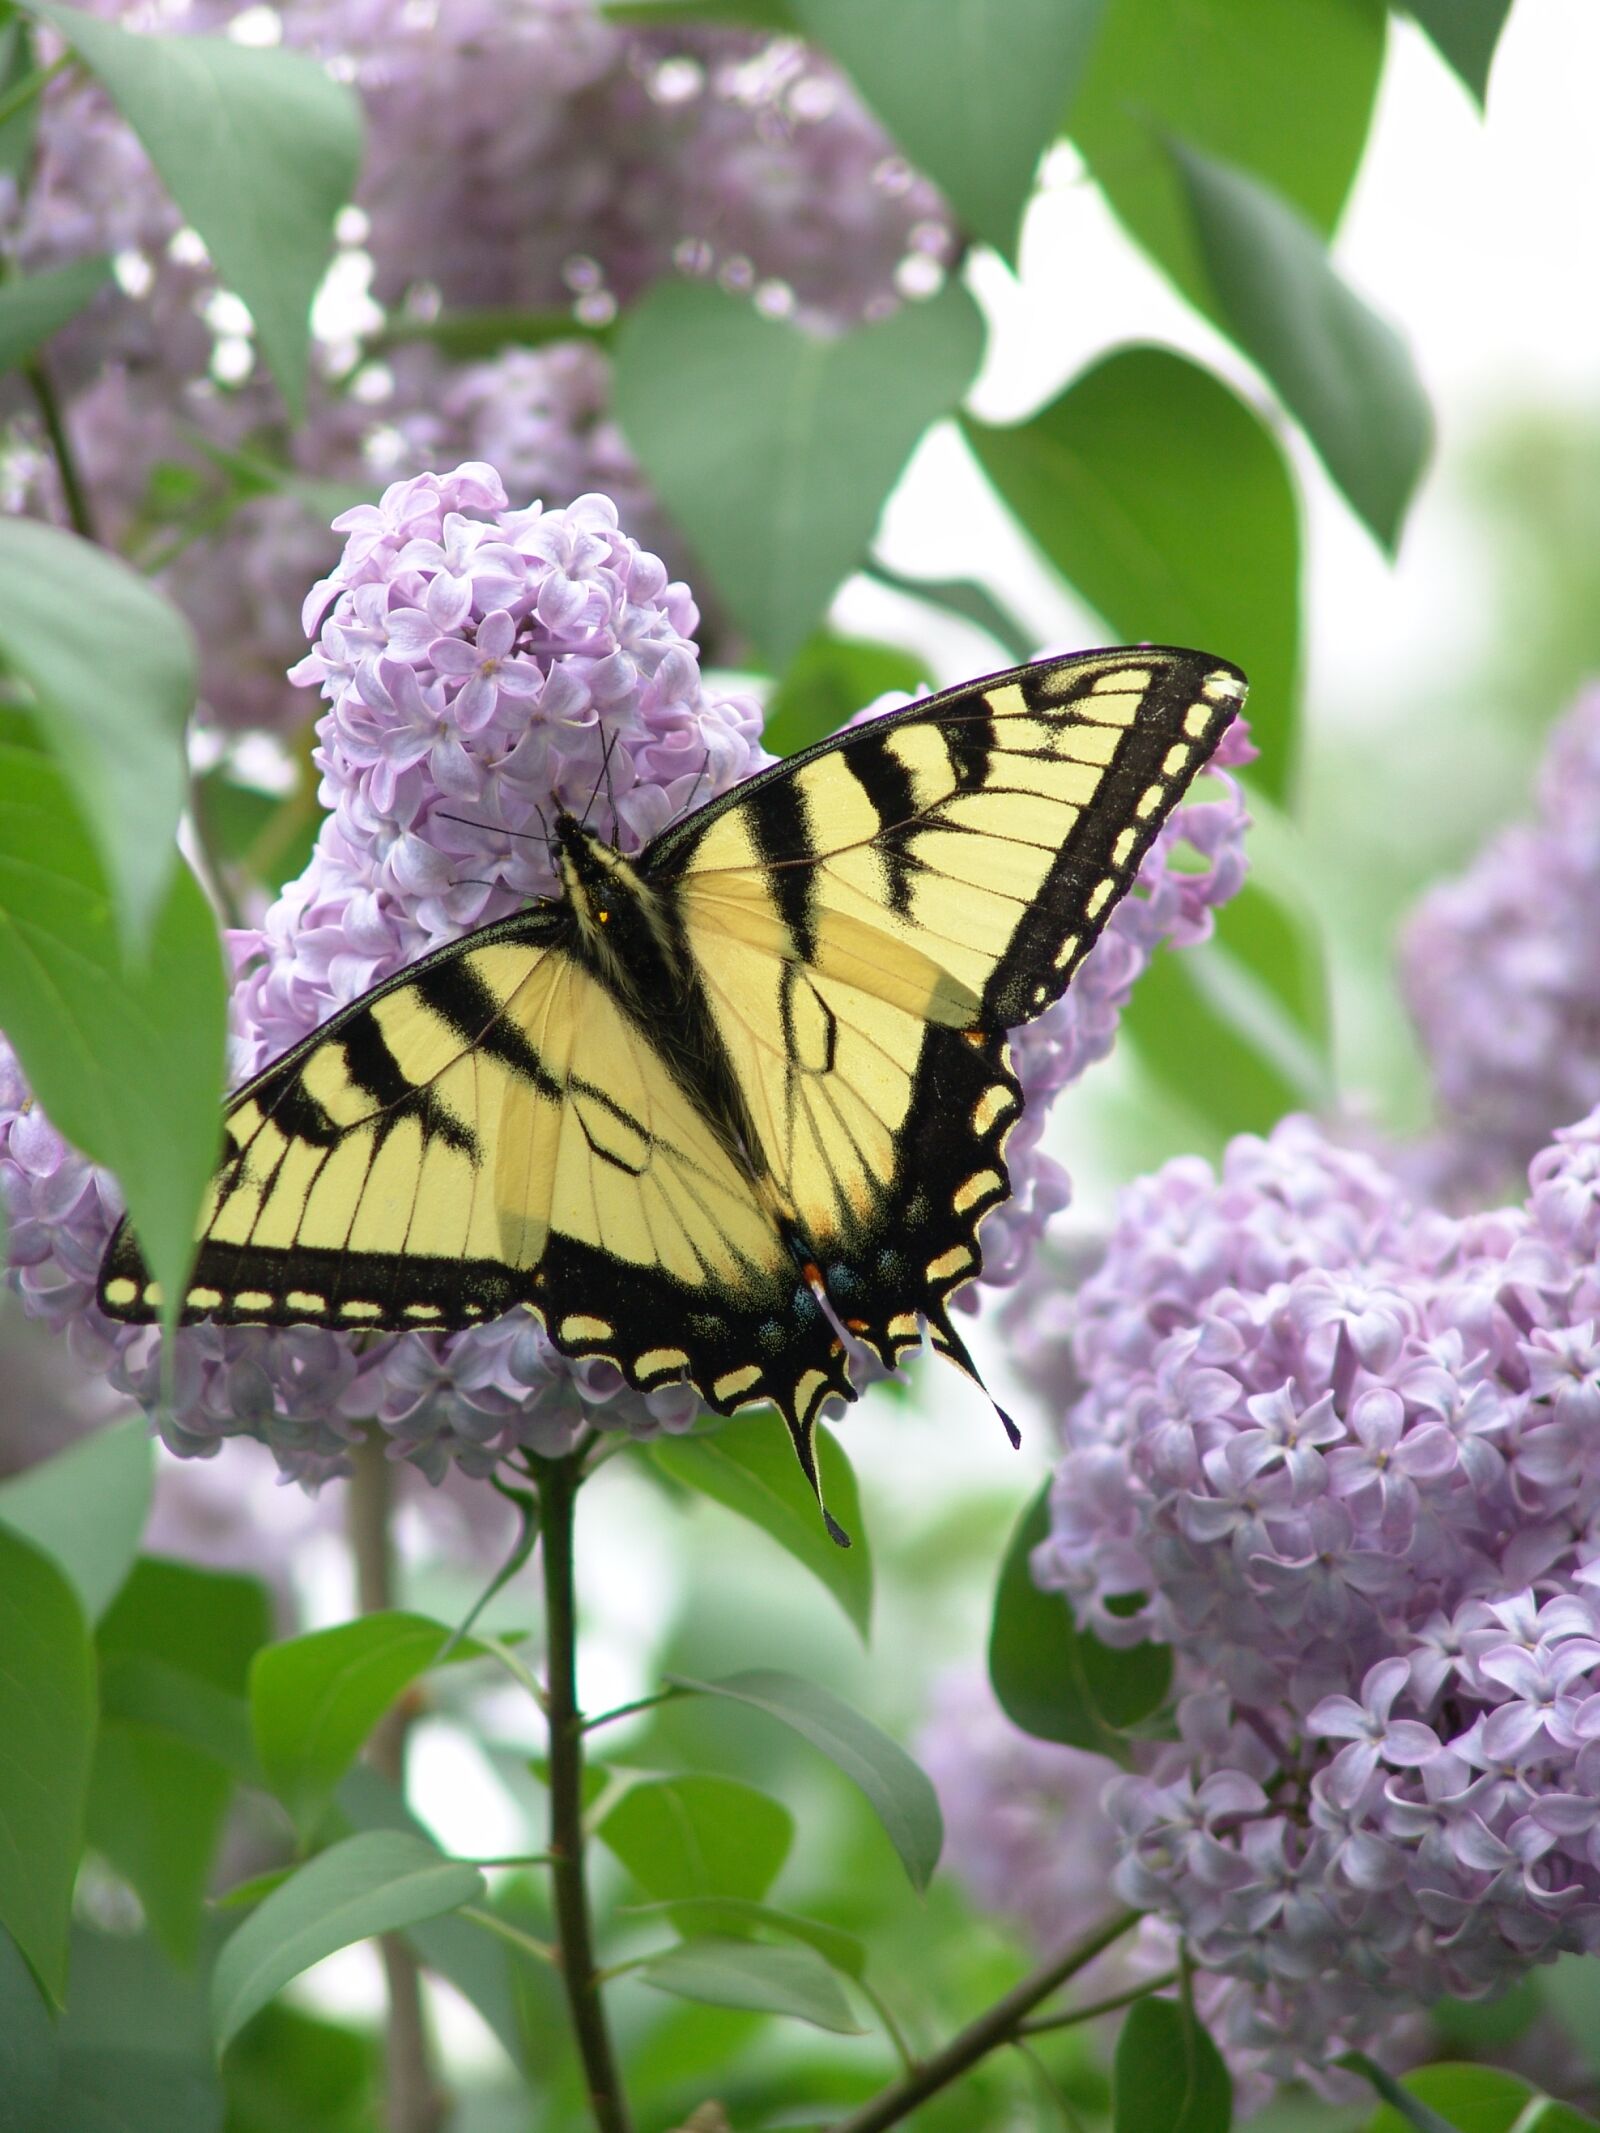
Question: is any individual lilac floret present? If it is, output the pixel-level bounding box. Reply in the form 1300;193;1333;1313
0;468;766;1483
1401;684;1600;1199
989;1109;1600;2083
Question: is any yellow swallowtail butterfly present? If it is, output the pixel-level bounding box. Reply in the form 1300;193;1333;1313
99;647;1245;1527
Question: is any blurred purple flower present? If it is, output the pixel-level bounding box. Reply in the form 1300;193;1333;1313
1401;683;1600;1200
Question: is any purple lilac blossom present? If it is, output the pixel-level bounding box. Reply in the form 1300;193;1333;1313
977;1108;1600;2085
1401;684;1600;1200
1;468;1252;1485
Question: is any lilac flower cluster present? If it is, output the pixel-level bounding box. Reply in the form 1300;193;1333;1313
1401;684;1600;1199
958;1110;1600;2083
0;465;1250;1485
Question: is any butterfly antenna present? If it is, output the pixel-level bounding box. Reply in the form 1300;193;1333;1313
683;743;714;818
580;723;620;835
434;809;549;845
927;1300;1021;1449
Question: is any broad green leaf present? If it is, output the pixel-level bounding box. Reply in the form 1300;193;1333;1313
250;1612;478;1839
0;1417;153;1621
221;2004;377;2133
1114;1997;1232;2133
0;256;111;376
668;1668;942;1890
1225;790;1334;1058
98;1654;257;1783
0;744;226;1327
1068;0;1385;311
614;278;984;666
211;1832;485;2051
376;306;610;361
1349;2055;1519;2133
1170;138;1432;551
861;560;1035;663
628;1896;865;1979
38;2051;223;2133
0;17;43;180
649;1414;872;1637
989;1481;1168;1755
24;1;361;418
793;0;1107;260
0;518;196;950
1431;1973;1541;2048
1543;1952;1600;2071
636;1936;865;2034
0;1523;95;2002
597;1774;793;1903
966;345;1300;797
86;1725;231;1965
967;346;1299;798
761;634;927;760
0;1926;56;2133
99;1556;270;1695
1403;0;1515;105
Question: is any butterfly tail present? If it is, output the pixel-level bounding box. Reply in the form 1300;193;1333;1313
926;1301;1021;1449
773;1380;855;1550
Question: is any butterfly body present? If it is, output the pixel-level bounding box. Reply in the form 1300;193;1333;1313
99;648;1246;1509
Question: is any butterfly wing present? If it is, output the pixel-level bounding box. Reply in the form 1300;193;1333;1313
648;646;1245;1379
98;911;861;1467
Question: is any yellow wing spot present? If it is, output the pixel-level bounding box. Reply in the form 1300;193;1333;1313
1033;984;1049;1005
953;1169;1003;1214
1082;692;1141;727
794;1368;829;1421
983;681;1026;719
104;1277;138;1307
636;1346;690;1378
1163;743;1190;776
1136;785;1164;819
1086;878;1115;918
1093;666;1149;693
1184;702;1212;736
1053;933;1081;970
1057;724;1118;766
339;1300;384;1320
714;1363;762;1401
142;1281;164;1306
560;1313;614;1344
1112;828;1137;865
972;1086;1012;1137
403;1302;442;1320
1205;670;1246;702
287;1290;326;1313
463;1303;484;1317
888;1312;920;1341
234;1289;275;1313
926;1245;973;1283
186;1286;223;1311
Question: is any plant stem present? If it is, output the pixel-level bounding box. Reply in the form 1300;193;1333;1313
1013;1969;1179;2037
827;1910;1140;2133
535;1449;633;2133
26;354;96;543
349;1428;449;2133
0;51;69;133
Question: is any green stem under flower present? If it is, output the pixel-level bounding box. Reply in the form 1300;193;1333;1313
534;1449;634;2133
26;353;96;544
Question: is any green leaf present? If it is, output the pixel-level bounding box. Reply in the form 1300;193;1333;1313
635;1935;866;2034
0;1417;153;1621
98;1654;257;1783
86;1724;231;1964
597;1774;794;1903
0;1926;56;2133
614;278;985;666
793;0;1107;260
760;634;928;760
0;743;226;1329
1543;1952;1600;2071
375;306;610;361
1169;137;1431;551
1068;0;1385;310
601;0;800;24
1114;1997;1232;2133
649;1413;872;1637
211;1832;485;2052
99;1556;271;1696
0;256;112;376
1403;0;1515;106
1346;2055;1516;2133
251;1612;478;1840
0;517;197;951
0;17;44;181
989;1481;1169;1755
0;1523;95;2002
221;2003;378;2133
667;1668;942;1890
964;346;1300;799
23;1;361;418
38;2051;224;2133
626;1896;865;1979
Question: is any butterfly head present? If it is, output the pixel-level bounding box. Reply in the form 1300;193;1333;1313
554;813;674;980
